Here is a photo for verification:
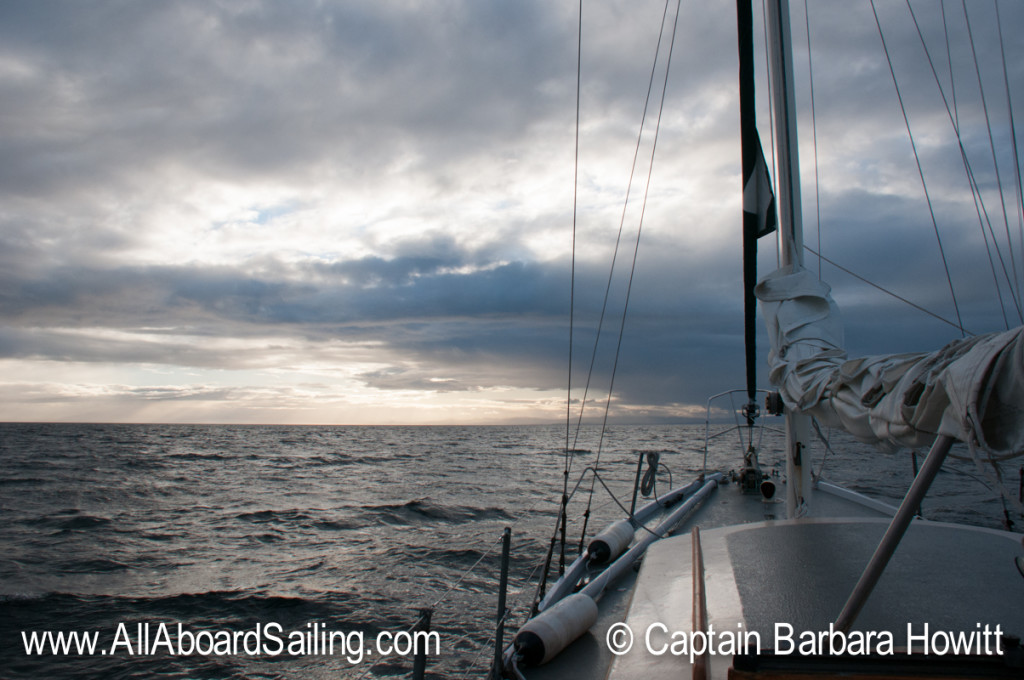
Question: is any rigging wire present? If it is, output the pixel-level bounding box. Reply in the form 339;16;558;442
563;0;582;530
761;0;782;269
802;0;822;280
364;458;596;679
968;162;1018;330
556;0;585;589
940;0;959;132
539;0;676;607
904;0;1022;327
806;245;973;335
566;0;674;458
535;0;583;613
871;0;965;337
540;0;695;599
994;1;1024;300
905;2;1012;328
961;0;1021;315
578;0;683;553
351;532;512;679
458;551;549;679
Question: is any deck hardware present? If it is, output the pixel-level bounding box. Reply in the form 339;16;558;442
742;400;760;424
741;445;762;493
629;451;663;517
629;452;646;518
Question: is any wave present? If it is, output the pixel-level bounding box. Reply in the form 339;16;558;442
165;451;234;461
233;509;361;532
0;477;48;486
236;509;314;524
61;558;132;573
231;502;513;531
25;509;112;532
362;499;514;525
312;519;361;531
389;545;493;570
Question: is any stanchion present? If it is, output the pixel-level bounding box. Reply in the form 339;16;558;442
491;527;511;679
411;608;432;680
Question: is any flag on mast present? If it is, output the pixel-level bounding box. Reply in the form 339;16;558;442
743;131;777;239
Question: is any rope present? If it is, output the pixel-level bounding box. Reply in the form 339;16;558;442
583;466;669;539
639;451;661;497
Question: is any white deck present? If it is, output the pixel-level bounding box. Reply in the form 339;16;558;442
608;516;1024;679
523;475;1024;680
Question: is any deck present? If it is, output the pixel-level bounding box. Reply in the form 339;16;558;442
523;475;1024;679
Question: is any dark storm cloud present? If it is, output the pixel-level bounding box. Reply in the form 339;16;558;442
0;218;747;410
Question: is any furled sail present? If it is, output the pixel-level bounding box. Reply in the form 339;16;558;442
756;265;1024;458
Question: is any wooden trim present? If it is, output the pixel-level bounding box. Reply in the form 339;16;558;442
693;526;710;680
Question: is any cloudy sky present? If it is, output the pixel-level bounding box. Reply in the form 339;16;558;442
1;0;1022;425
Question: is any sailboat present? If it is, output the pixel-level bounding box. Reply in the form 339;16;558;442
493;1;1024;678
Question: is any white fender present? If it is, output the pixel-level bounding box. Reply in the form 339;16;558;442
587;518;634;565
513;592;598;665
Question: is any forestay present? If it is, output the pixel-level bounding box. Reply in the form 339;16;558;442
756;265;1024;459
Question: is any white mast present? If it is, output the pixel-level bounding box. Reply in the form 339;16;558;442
765;0;813;517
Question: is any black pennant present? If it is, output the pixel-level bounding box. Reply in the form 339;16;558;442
743;131;777;239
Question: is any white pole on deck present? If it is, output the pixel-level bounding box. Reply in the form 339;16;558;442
764;0;814;517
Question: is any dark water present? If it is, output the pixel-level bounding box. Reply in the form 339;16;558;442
0;422;1016;679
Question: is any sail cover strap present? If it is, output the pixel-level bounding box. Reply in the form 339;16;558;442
756;265;1024;458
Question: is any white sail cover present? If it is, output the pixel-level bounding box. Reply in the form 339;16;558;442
755;265;1024;458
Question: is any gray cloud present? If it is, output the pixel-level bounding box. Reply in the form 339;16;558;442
0;1;1022;423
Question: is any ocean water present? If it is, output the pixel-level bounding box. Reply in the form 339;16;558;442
0;422;1016;679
